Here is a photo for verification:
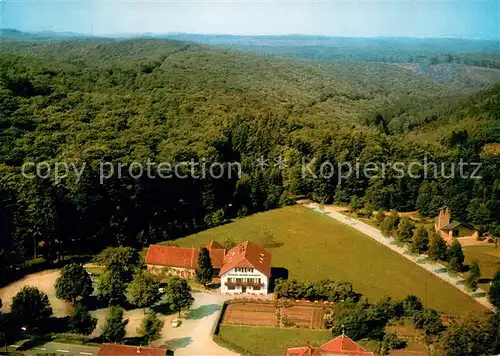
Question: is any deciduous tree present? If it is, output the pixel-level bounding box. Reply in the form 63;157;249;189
412;308;443;334
138;311;164;345
55;263;93;304
466;260;481;292
127;271;160;309
164;276;194;317
410;225;429;254
11;286;53;328
397;218;415;244
402;295;423;318
101;306;128;343
93;247;140;281
488;270;500;309
69;304;97;337
446;239;465;272
428;232;447;260
96;269;126;306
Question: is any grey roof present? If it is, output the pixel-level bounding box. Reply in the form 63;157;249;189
441;220;476;231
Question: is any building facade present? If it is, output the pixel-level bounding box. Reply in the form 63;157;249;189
220;267;269;294
145;240;272;295
434;207;479;242
220;241;271;295
145;242;225;278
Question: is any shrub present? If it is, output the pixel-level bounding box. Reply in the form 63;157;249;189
381;332;407;355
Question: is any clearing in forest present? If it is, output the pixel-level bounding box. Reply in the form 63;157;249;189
167;205;489;316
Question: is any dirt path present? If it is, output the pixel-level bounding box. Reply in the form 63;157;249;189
0;269;72;317
305;203;495;312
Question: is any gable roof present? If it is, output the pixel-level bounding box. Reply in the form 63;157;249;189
220;241;271;277
145;244;224;269
209;248;226;269
206;240;225;250
285;335;374;356
98;344;166;356
321;335;374;355
285;346;330;356
441;220;477;232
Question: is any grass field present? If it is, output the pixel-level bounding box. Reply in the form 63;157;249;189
167;206;488;316
217;326;332;355
463;245;500;291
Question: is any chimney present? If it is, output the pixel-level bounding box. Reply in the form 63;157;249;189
438;207;450;230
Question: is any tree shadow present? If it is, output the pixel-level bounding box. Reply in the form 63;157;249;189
207;282;221;290
124;336;148;346
152;303;175;316
186;304;220;320
17;335;53;351
44;316;70;334
86;295;109;311
269;267;289;292
264;242;285;249
162;337;192;350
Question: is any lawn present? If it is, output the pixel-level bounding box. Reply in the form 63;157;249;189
217;325;332;355
463;245;500;291
167;206;488;316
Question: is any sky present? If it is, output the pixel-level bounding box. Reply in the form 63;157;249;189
2;0;499;40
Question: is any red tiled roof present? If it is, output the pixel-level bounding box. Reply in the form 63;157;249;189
321;335;373;355
285;346;330;356
209;248;226;269
206;240;225;250
146;244;225;269
98;344;166;356
285;335;374;356
146;245;198;269
220;241;271;277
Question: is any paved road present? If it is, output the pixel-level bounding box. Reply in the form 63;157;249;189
306;203;495;312
8;342;100;356
161;291;239;356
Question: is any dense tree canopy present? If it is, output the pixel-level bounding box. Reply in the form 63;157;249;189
0;35;498;287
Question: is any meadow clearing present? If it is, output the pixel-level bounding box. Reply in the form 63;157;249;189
167;205;488;316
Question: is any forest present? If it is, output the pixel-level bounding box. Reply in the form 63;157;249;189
0;32;500;281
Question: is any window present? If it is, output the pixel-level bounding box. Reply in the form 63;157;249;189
228;285;235;290
452;229;459;237
253;285;261;290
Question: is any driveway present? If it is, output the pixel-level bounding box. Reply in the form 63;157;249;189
306;203;495;312
160;291;239;356
0;269;72;317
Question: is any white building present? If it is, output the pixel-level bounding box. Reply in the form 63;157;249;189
220;241;271;295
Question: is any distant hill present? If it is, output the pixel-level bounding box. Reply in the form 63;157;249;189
0;35;499;266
